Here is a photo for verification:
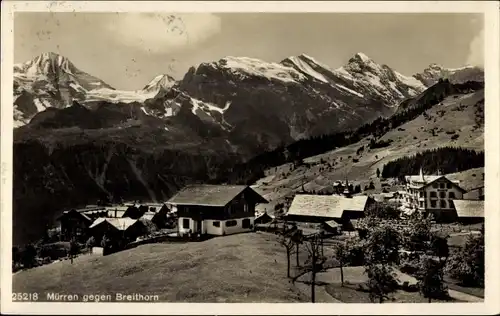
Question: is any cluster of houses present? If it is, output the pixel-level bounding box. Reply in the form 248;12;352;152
57;202;172;245
57;169;484;245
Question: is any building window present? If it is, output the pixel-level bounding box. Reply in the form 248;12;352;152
430;200;437;208
213;221;220;227
449;191;456;199
439;192;446;198
440;183;445;189
419;202;424;208
440;200;447;208
432;183;438;188
226;220;237;227
447;183;452;189
242;218;251;228
430;191;437;198
183;218;190;229
419;191;424;198
244;203;248;213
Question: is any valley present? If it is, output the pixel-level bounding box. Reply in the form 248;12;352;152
11;51;484;246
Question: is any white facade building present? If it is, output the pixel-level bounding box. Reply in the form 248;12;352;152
403;169;466;220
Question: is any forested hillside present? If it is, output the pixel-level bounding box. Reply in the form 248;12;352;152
381;147;484;179
225;79;484;185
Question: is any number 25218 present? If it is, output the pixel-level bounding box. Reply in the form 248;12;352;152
13;293;39;301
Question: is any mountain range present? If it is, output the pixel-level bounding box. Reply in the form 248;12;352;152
14;52;482;131
12;51;484;245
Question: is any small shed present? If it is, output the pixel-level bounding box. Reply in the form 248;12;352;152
322;220;342;235
255;212;275;225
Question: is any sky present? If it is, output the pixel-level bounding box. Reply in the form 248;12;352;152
14;12;484;91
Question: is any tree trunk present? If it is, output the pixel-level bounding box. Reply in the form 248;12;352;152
340;263;344;286
311;269;316;303
428;297;432;303
286;249;291;278
296;243;300;267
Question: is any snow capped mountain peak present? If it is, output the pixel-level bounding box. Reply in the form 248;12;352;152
143;74;176;93
20;52;77;76
353;52;372;63
414;63;484;86
213;56;307;83
282;54;330;83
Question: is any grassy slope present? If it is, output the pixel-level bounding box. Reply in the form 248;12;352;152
253;90;484;214
13;232;307;303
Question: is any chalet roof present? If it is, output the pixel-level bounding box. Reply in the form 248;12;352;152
406;175;465;191
140;212;156;221
405;175;442;184
106;210;126;218
255;212;275;220
57;209;93;222
453;200;484;218
89;217;139;230
166;184;268;207
286;194;369;219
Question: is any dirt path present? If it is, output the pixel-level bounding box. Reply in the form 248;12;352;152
447;289;484;302
397;271;484;302
294;281;342;303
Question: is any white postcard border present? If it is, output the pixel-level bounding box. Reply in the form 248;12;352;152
1;1;499;315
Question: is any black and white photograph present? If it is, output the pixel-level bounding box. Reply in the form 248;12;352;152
1;1;499;314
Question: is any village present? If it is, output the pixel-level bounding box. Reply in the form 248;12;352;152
12;167;485;303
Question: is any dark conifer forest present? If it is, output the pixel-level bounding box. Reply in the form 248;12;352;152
380;147;484;179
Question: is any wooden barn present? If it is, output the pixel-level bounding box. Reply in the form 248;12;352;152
285;194;374;226
88;217;148;246
57;209;93;242
453;200;484;224
166;185;268;237
57;206;108;242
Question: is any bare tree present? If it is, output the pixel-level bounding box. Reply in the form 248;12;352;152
303;233;327;303
335;241;350;287
279;228;296;278
292;229;304;267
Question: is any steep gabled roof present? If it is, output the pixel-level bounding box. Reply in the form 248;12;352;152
324;220;342;228
453;200;484;218
166;184;268;207
89;217;139;231
407;175;466;192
